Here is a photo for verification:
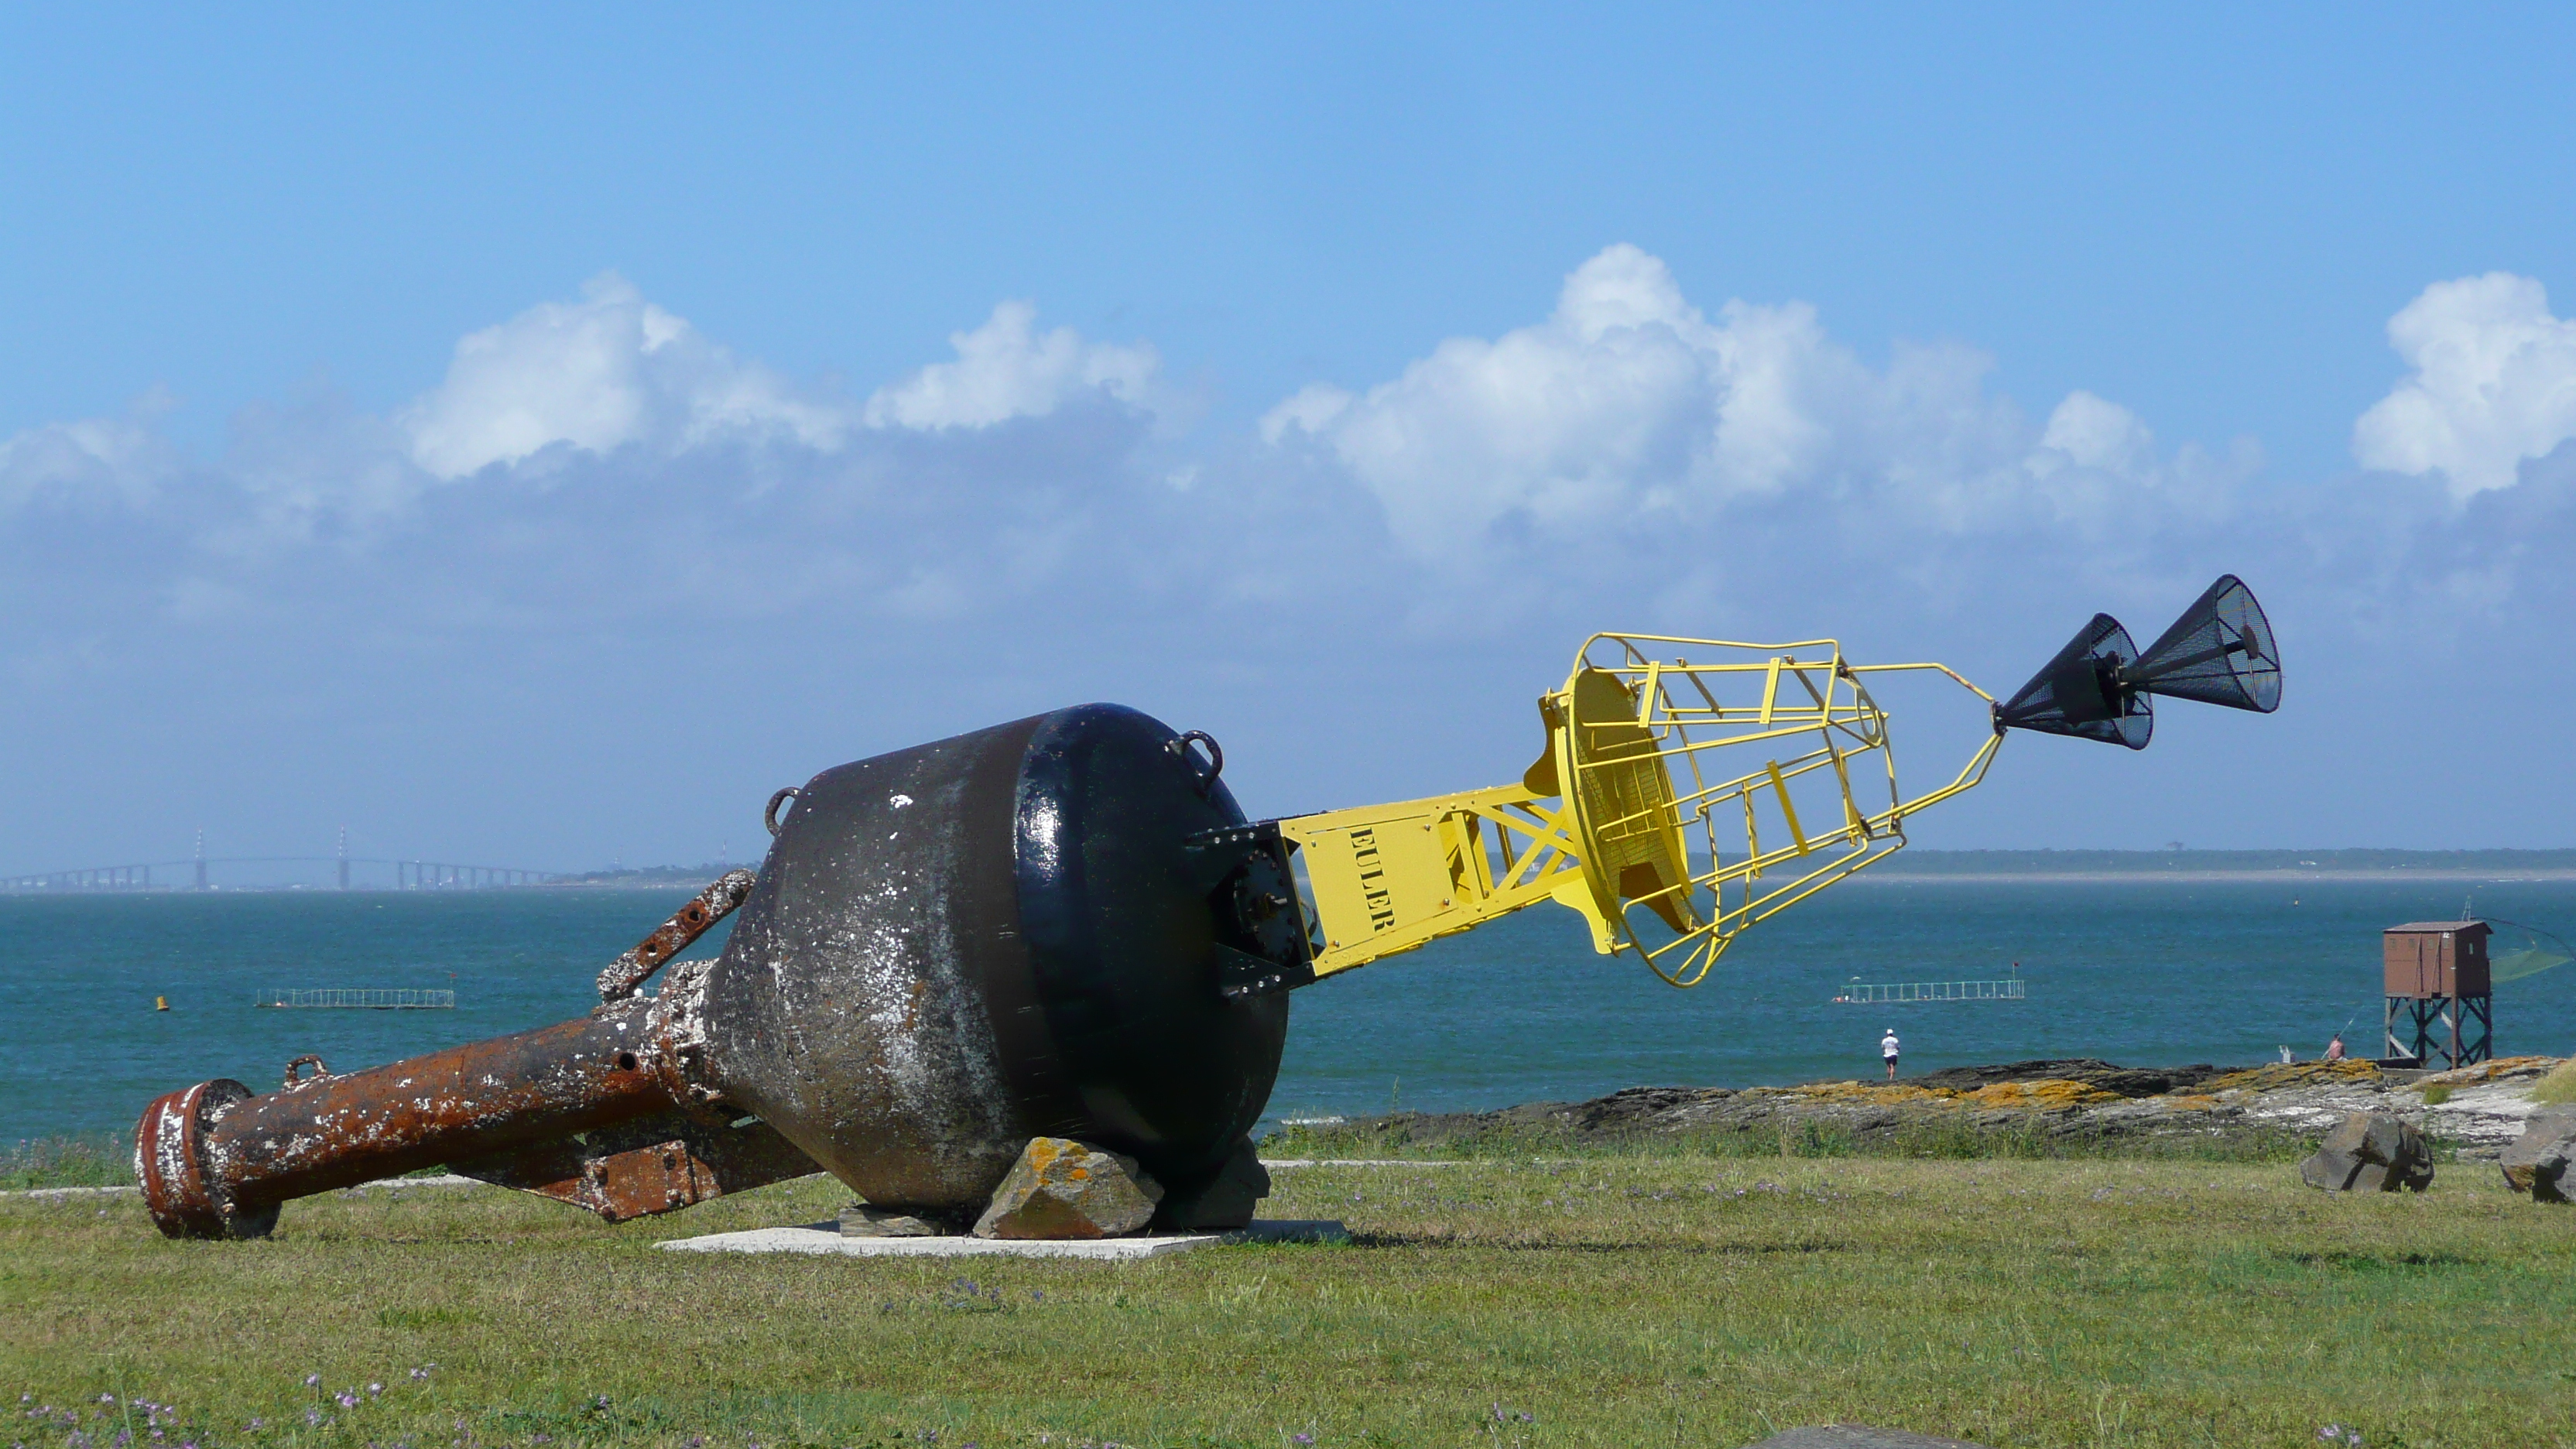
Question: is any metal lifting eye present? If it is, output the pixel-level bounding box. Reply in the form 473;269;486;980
1168;731;1223;794
764;787;801;837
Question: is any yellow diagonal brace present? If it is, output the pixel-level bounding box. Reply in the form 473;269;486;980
1766;762;1811;855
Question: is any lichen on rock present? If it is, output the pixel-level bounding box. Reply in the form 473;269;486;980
971;1137;1163;1239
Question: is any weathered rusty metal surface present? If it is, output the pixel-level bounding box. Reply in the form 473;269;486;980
701;716;1042;1211
449;1111;818;1221
135;1077;277;1240
596;869;757;1002
139;999;679;1238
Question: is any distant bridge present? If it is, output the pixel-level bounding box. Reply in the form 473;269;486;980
0;856;571;893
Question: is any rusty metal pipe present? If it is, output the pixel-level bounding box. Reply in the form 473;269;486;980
137;999;677;1238
595;869;754;1001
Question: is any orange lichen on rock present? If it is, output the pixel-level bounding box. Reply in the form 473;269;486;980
1775;1079;2119;1112
971;1136;1162;1239
2203;1060;2381;1094
2417;1055;2560;1088
1962;1079;2124;1109
1783;1081;1962;1108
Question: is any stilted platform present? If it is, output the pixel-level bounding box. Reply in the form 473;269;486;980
655;1218;1349;1260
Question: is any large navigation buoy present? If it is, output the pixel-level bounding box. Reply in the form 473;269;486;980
133;578;2281;1240
698;703;1293;1211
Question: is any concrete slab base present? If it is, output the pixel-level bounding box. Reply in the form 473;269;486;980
657;1218;1348;1260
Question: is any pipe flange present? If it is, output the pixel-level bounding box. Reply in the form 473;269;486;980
135;1079;279;1241
644;958;734;1121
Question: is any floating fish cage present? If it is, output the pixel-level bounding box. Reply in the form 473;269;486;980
256;988;456;1010
1832;977;2025;1005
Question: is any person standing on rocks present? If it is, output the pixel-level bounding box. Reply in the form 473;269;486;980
2325;1034;2346;1062
1881;1028;1901;1081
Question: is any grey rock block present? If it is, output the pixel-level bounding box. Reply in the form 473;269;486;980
839;1204;957;1237
1741;1427;1992;1449
2499;1104;2576;1202
2299;1111;2434;1192
973;1137;1163;1239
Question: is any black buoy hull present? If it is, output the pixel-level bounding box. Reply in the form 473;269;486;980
701;704;1289;1211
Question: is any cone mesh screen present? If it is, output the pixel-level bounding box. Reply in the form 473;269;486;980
1996;613;2151;749
2126;574;2281;713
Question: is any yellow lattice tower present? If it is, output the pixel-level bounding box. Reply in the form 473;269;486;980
1277;634;2001;986
1275;576;2280;987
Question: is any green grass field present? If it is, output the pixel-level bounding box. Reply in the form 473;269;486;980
5;1156;2570;1449
4;1134;132;1191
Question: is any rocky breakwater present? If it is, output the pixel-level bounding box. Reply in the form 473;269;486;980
1310;1056;2563;1158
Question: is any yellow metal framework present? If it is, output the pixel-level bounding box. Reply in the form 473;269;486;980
1276;634;2002;987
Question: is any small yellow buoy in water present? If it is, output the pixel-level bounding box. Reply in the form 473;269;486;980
155;995;170;1011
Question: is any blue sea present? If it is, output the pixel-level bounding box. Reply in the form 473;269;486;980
5;878;2572;1142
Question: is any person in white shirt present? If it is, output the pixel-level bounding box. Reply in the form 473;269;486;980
1880;1028;1900;1081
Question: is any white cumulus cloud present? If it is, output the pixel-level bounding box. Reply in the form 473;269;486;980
862;301;1165;430
2352;272;2576;498
1261;244;2211;556
397;279;1166;481
0;409;179;512
399;273;849;479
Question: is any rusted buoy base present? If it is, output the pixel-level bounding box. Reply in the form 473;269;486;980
136;1079;279;1240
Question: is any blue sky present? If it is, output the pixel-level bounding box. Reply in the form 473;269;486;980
5;5;2574;872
